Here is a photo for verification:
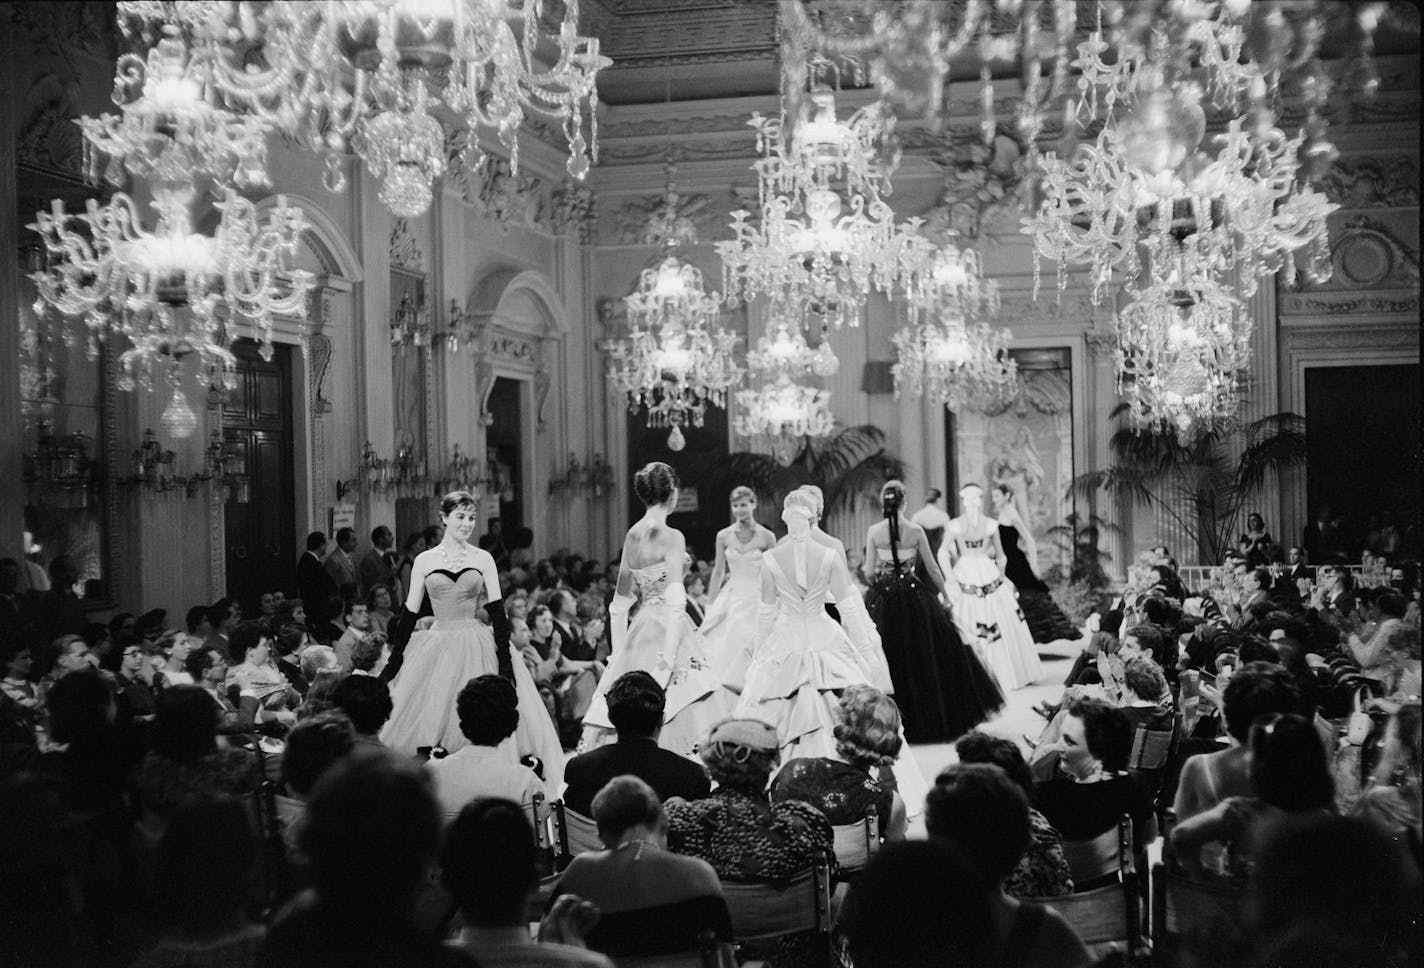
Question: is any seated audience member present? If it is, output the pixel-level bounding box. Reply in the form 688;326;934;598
1174;662;1301;822
25;669;133;814
841;841;998;968
277;712;357;861
1245;813;1421;968
132;798;264;968
349;631;387;678
665;718;831;967
557;775;731;958
925;765;1093;968
154;633;198;690
770;685;909;840
0;644;39;739
109;639;156;723
228;621;300;710
426;675;543;818
1172;713;1335;879
1120;658;1174;732
334;599;374;672
1352;701;1421;838
442;799;614;967
561;671;710;817
1033;699;1155;853
331;674;393;751
1373;622;1422;700
367;584;395;636
263;753;475;968
133;686;261;824
298;647;344;719
955;732;1073;898
273;622;312;696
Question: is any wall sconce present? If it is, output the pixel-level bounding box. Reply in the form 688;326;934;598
23;420;97;507
548;452;615;498
337;440;431;500
442;299;477;352
390;291;431;347
130;428;179;494
184;430;250;502
437;444;489;495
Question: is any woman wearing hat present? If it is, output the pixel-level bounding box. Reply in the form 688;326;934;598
665;717;832;966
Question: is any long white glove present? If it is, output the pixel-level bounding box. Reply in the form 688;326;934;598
608;591;635;657
837;590;883;669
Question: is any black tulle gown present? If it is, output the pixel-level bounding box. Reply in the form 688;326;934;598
864;542;1004;744
998;522;1080;643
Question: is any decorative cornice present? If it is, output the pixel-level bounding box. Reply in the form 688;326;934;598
1283;323;1421;350
1317;155;1421;210
1279;290;1420;316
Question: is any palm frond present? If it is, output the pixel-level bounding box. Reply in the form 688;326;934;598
827;451;906;518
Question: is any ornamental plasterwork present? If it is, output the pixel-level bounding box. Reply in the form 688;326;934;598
920;127;1032;242
551;183;598;243
611;190;721;245
1316;156;1421;210
1279;291;1421;316
997;290;1100;331
389;218;425;274
1283;324;1421;351
1289;216;1421;295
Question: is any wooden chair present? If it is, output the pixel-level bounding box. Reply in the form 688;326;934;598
1151;861;1247;968
1061;813;1134;886
1128;725;1175;771
1024;815;1143;964
722;853;833;962
829;804;881;873
612;930;739;968
551;799;604;870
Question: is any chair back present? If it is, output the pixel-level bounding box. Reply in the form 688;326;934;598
613;931;737;968
829;805;881;872
552;800;604;870
1129;726;1174;771
523;793;558;879
1030;815;1142;959
722;854;832;943
1151;861;1247;968
1061;813;1132;886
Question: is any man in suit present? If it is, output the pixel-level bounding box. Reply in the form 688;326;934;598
549;589;592;662
359;525;400;602
202;598;239;661
1231;567;1271;629
1285;546;1313;585
561;670;710;817
324;527;360;600
298;532;339;627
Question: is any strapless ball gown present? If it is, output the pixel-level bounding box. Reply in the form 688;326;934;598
945;520;1043;690
379;567;565;791
581;564;729;758
699;544;764;684
998;522;1080;643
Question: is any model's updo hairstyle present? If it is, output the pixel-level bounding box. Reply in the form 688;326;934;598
880;480;906;518
799;485;825;518
730;485;756;505
633;462;678;508
440;490;478;517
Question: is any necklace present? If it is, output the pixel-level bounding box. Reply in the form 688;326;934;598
615;838;661;860
439;540;469;571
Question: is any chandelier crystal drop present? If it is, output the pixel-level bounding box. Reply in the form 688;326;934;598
79;26;272;189
746;318;839;380
29;183;315;390
118;0;612;212
159;384;200;440
1115;279;1249;440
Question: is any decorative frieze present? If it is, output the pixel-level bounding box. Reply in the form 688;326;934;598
389;217;425;273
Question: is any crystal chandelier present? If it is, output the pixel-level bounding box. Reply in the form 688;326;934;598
717;84;932;330
79;25;272;190
1025;3;1341;304
29;182;315;397
1115;278;1249;440
606;321;742;451
891;319;1017;413
624;159;724;334
746;317;840;380
735;375;835;441
120;0;612;215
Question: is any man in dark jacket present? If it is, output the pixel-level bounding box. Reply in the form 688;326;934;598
297;532;340;628
561;671;710;817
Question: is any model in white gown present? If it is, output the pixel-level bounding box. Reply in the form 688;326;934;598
700;487;776;684
944;484;1043;690
736;497;924;811
380;540;565;792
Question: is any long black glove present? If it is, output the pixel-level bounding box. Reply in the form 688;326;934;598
485;599;516;683
380;606;419;684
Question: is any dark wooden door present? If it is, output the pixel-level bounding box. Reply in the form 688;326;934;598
222;339;296;613
626;405;730;563
487;377;524;533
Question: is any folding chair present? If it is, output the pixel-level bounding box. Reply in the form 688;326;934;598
722;853;833;964
1128;726;1175;771
612;930;738;968
1024;815;1143;964
1151;861;1247;968
1062;814;1131;886
829;804;881;874
552;799;604;871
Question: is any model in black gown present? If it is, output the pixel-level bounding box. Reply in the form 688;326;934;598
998;520;1079;642
864;481;1003;744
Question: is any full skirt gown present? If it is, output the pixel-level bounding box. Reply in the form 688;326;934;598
946;553;1044;691
738;551;927;814
865;554;1004;744
999;523;1080;643
699;546;764;685
582;564;729;758
381;618;566;792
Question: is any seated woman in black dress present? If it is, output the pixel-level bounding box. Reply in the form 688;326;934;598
555;775;730;959
1033;698;1156;869
770;685;909;841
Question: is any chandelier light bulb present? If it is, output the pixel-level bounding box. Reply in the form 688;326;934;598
1119;85;1207;176
159;386;198;439
666;424;686;451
